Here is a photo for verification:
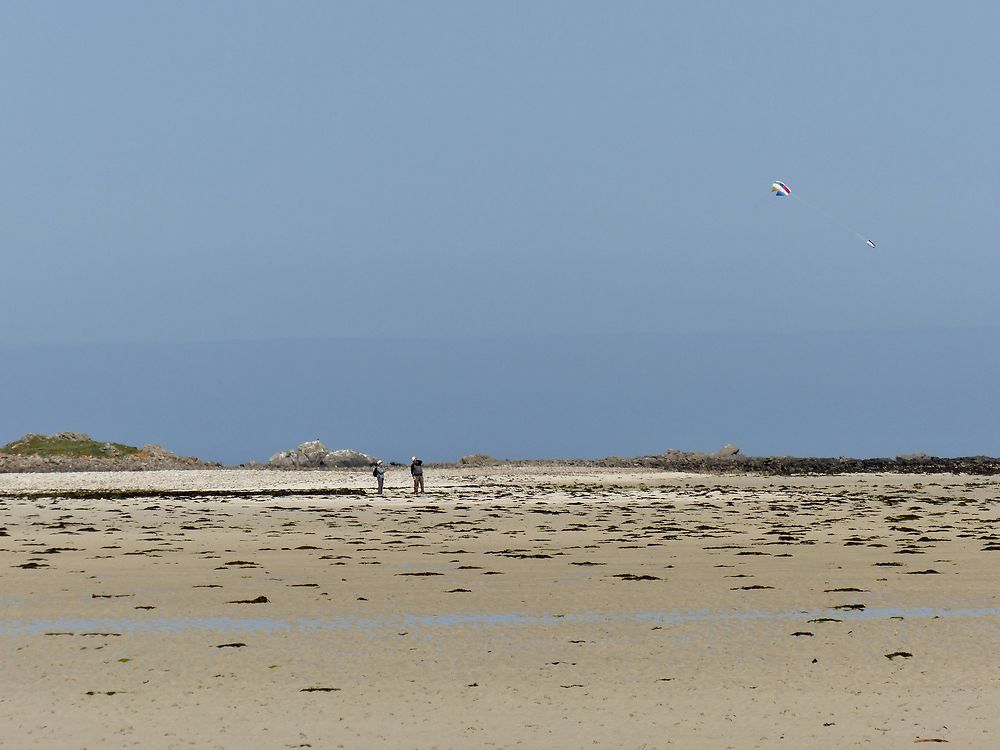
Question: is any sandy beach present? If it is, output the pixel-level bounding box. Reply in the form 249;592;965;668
2;467;998;748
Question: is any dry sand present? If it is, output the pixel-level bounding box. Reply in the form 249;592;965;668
1;467;998;749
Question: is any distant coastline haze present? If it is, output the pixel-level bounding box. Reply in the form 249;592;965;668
2;329;997;465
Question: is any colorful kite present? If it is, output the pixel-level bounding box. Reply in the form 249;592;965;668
771;181;791;197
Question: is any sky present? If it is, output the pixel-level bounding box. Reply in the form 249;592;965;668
2;3;999;462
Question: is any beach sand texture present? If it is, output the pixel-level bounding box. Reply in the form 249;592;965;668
1;467;998;749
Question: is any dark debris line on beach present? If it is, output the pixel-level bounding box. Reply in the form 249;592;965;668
0;487;367;501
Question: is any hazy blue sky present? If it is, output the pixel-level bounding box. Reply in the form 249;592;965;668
2;3;998;462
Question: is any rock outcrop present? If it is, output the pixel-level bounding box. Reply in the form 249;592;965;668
268;440;376;469
458;454;500;466
0;432;219;473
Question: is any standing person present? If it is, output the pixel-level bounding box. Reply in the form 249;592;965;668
373;460;385;495
410;456;424;494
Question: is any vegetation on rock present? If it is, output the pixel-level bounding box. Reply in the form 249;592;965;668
0;432;218;473
1;432;140;459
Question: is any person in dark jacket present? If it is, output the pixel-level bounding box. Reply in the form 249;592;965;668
373;460;385;495
410;457;424;494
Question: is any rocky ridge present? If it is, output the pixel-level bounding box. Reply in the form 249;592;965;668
4;434;1000;475
558;445;1000;475
435;445;1000;475
0;433;219;473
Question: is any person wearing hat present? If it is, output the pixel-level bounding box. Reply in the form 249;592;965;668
373;460;385;495
410;456;424;494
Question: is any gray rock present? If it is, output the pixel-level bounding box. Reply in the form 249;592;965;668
56;431;92;442
322;449;375;468
267;440;376;469
298;440;329;460
267;450;299;468
717;444;741;457
661;449;707;459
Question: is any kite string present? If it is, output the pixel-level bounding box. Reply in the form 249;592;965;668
791;193;869;243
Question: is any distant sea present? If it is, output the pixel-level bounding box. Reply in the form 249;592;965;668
1;328;997;465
